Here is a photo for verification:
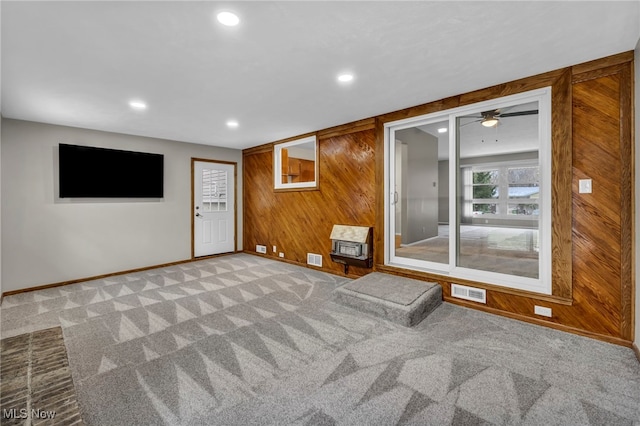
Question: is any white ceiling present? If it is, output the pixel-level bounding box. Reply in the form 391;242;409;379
2;1;639;150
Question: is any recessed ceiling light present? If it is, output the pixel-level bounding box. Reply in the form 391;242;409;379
129;100;147;110
337;73;354;83
438;127;448;133
217;11;240;26
226;120;239;128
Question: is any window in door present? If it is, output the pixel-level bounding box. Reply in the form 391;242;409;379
202;168;227;212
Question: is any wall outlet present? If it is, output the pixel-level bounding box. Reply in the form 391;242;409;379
278;252;284;258
273;245;277;252
256;245;267;254
534;305;552;317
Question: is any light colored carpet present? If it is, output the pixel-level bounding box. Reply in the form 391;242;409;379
1;253;639;425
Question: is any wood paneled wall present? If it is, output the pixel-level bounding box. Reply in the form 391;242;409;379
243;52;635;346
243;124;376;277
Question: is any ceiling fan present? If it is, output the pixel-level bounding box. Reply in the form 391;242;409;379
461;108;538;128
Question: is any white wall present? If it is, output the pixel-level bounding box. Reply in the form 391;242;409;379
1;118;242;292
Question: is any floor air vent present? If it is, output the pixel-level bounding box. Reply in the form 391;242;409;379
307;253;322;267
451;284;486;304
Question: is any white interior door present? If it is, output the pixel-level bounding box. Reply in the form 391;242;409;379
193;160;235;257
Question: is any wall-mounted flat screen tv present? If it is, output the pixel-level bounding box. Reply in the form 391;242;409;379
59;144;164;198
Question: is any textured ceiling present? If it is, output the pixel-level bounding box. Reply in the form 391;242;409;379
2;1;639;150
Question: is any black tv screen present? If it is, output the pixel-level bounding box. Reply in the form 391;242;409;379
59;144;164;198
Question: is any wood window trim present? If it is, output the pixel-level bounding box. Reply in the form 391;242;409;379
273;134;319;192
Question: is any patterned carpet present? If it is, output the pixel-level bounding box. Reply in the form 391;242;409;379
1;253;639;425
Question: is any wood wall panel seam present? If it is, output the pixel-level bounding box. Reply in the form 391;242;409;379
374;117;386;268
456;69;564;105
570;50;634;77
317;118;376;139
618;63;634;341
551;67;573;300
572;63;632;85
243;144;273;156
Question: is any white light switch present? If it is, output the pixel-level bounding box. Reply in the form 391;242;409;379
579;179;592;194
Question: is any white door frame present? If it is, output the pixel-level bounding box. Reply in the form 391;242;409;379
191;158;237;258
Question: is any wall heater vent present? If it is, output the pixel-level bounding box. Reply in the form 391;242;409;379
451;284;486;304
307;253;323;267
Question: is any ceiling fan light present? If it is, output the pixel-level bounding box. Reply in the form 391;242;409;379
217;11;240;26
481;117;499;127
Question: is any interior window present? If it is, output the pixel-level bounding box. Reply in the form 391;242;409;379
386;88;551;294
273;136;318;190
202;168;228;212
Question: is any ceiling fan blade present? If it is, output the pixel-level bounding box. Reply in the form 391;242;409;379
499;109;538;117
459;108;537;121
459;119;482;127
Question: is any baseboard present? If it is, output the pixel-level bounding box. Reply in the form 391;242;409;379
1;251;240;300
245;250;324;270
443;296;633;348
376;264;573;306
633;342;640;363
242;250;362;278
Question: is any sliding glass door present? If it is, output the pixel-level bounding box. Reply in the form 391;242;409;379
385;88;551;294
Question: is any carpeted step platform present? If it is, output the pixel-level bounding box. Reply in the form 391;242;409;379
333;272;442;327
